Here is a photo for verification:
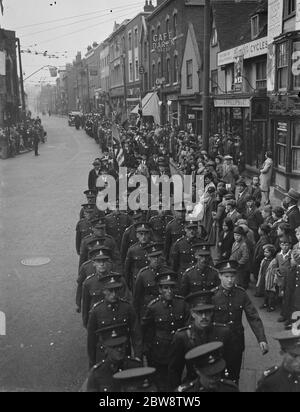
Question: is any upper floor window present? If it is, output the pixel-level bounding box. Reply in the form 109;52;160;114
173;14;178;37
174;54;179;83
187;59;193;89
128;33;132;51
251;15;259;39
211;69;218;94
284;0;296;19
277;41;288;90
211;27;218;47
166;19;170;35
256;61;267;89
166;58;171;84
134;28;138;48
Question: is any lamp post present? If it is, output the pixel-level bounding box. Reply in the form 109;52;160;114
202;0;211;151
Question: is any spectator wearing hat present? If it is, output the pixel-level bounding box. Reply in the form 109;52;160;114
218;218;235;261
120;211;145;263
212;261;268;384
133;243;172;322
270;206;285;246
142;271;190;391
259;151;273;205
82;325;142;392
87;274;142;368
205;161;218;186
88;159;102;191
244;195;264;242
181;245;219;297
215;155;224;180
257;331;300;392
225;199;241;225
272;236;293;324
236;179;249;215
284;247;300;330
221;155;239;193
171;220;206;278
283;189;300;244
113;367;157;392
230;226;251;289
253;223;272;280
124;223;153;291
168;294;230;390
178;342;239;392
81;250;131;328
255;245;277;308
248;176;262;207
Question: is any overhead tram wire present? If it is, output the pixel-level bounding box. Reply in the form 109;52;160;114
15;2;142;30
34;10;140;45
21;5;140;38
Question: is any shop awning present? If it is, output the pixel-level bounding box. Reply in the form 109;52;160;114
131;92;160;125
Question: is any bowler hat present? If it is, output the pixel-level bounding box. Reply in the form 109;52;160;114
285;188;300;202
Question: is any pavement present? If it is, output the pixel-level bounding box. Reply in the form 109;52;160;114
0;116;283;392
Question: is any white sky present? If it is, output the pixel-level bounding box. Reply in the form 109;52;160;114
1;0;145;86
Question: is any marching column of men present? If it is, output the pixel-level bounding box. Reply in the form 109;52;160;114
75;157;300;393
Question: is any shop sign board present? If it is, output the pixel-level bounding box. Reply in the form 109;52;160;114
214;98;250;108
152;32;175;53
218;37;268;66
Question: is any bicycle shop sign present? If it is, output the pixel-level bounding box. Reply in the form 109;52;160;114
152;32;175;53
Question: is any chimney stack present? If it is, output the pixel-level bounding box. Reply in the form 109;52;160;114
144;0;155;12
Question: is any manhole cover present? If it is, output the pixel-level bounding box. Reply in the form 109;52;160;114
21;257;51;266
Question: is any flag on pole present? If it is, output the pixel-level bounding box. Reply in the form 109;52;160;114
0;1;4;15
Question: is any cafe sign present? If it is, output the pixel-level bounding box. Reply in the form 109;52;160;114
152;32;175;53
218;36;268;67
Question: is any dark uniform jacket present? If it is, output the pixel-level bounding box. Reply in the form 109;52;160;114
168;323;231;389
181;264;220;297
75;218;95;255
82;272;132;328
120;224;139;263
88;169;100;192
257;365;300;393
177;378;239;393
285;206;300;245
236;190;249;215
87;298;142;367
79;234;121;270
142;296;190;366
133;265;173;321
164;218;185;264
212;285;267;350
84;357;142;392
124;242;151;291
105;211;132;250
171;236;202;276
149;214;174;243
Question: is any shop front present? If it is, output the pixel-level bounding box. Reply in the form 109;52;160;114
212;95;269;171
179;94;202;134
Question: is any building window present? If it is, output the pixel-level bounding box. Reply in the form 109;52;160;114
292;41;300;90
187;60;193;89
251;15;259;39
292;122;300;172
173;13;177;37
152;29;155;49
211;27;218;47
277;41;288;90
166;58;171;84
129;62;133;82
166;18;170;35
158;61;161;78
128;33;132;51
134;28;138;48
256;61;267;89
211;70;218;94
276;121;288;169
284;0;296;19
135;60;139;81
174;54;179;83
152;63;156;87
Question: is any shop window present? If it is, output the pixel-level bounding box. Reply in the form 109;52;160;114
251;15;259;40
292;41;300;90
211;70;218;94
256;61;267;89
292;122;300;172
283;0;296;19
187;60;193;89
277;42;288;90
276;121;288;169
